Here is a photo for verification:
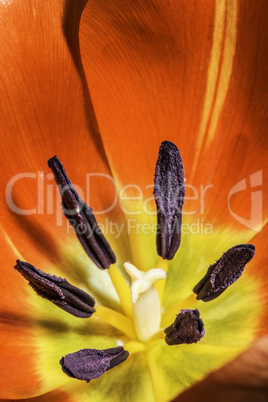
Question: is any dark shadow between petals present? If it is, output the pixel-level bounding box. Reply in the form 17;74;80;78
62;0;110;169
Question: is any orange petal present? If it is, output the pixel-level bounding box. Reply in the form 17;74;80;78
79;1;216;191
0;324;41;399
0;230;42;398
0;228;34;316
173;335;268;402
0;0;128;265
7;389;73;402
246;225;268;336
0;0;108;204
214;335;268;388
189;0;268;226
80;0;268;231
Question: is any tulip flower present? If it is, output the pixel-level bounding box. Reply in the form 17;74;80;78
1;1;268;402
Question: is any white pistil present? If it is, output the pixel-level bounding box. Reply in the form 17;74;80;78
124;262;167;342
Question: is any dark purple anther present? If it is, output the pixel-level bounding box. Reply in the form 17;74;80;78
193;244;255;301
164;309;205;345
154;141;185;260
60;346;129;381
14;260;95;318
48;156;116;269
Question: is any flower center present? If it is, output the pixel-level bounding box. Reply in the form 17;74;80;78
124;262;166;342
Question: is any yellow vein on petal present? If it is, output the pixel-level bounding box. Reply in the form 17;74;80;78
124;340;146;354
94;305;136;339
206;0;237;146
108;264;133;318
194;0;226;167
154;257;168;304
120;200;157;270
104;172;135;264
193;0;238;170
1;226;24;260
146;348;168;402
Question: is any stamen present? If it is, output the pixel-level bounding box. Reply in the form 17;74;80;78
193;244;255;301
48;156;116;269
124;262;166;342
108;265;133;318
60;346;129;382
14;260;95;318
154;141;185;260
164;309;205;345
